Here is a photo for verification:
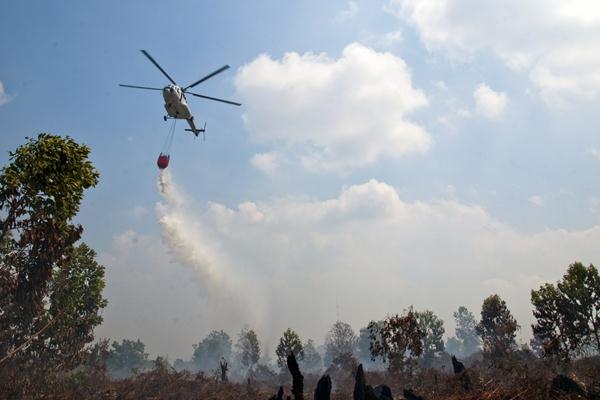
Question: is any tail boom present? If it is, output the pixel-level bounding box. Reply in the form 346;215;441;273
185;118;205;136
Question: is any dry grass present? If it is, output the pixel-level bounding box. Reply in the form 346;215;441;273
5;355;599;399
22;358;600;400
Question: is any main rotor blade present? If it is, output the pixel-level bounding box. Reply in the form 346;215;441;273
119;84;163;91
140;50;177;85
187;92;242;106
184;65;230;90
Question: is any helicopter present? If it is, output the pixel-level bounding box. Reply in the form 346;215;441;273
119;50;241;137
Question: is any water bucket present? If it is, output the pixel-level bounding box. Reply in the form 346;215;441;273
157;153;170;169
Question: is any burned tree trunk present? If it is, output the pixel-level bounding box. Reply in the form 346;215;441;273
314;375;332;400
287;352;304;400
451;356;464;374
219;358;228;383
451;356;471;391
403;389;424;400
354;364;366;400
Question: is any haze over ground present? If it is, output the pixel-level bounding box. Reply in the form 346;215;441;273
1;0;600;359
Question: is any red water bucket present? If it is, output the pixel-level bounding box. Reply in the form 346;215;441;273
157;153;170;169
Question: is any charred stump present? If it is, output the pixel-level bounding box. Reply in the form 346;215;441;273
219;358;228;383
550;374;586;397
287;352;304;400
402;388;424;400
314;374;332;400
451;355;471;390
373;385;393;400
451;356;464;374
353;364;388;400
354;364;367;400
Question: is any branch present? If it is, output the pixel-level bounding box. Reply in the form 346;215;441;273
0;314;58;366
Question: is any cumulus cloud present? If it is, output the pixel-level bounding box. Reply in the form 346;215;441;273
589;148;600;159
387;0;600;104
251;151;284;175
0;81;10;106
101;172;600;355
235;43;432;173
474;83;508;119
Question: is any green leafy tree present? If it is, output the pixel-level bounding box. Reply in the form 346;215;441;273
301;339;322;371
236;328;261;369
368;308;424;372
44;243;108;363
358;325;375;362
275;328;303;370
324;320;357;366
358;322;384;368
192;330;232;372
106;339;149;375
454;306;480;355
476;294;519;358
0;134;102;391
531;262;600;360
414;310;445;366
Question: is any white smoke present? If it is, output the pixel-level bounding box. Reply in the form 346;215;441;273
156;171;218;285
152;171;600;356
155;171;268;337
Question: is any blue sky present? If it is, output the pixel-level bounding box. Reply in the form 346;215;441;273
1;0;600;359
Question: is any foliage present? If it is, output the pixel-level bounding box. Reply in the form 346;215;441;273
357;326;371;363
192;330;232;372
0;134;102;392
454;306;481;356
301;339;322;371
236;328;261;369
275;328;304;370
531;262;600;360
476;294;519;358
324;320;357;366
368;309;424;372
106;339;149;376
414;309;445;366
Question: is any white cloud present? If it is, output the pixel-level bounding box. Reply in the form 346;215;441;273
589;148;600;159
474;83;508;119
335;1;359;22
375;30;403;48
387;0;600;104
528;195;545;207
0;81;10;106
235;43;432;173
100;172;600;354
250;151;284;175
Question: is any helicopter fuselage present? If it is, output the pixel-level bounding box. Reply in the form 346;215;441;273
162;84;192;119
